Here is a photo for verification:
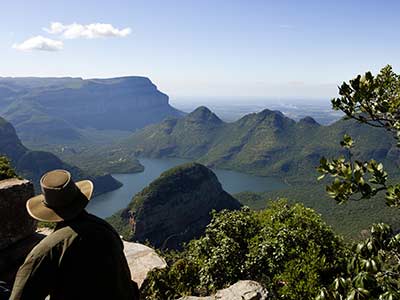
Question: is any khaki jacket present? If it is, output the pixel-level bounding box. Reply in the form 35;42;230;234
10;212;139;300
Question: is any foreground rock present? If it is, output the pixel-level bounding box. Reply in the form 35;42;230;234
0;178;41;284
108;163;242;249
178;280;268;300
123;241;166;288
0;179;36;250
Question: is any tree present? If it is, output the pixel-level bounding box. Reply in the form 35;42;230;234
317;65;400;207
316;65;400;299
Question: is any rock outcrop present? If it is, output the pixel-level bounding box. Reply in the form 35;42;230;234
178;280;268;300
0;178;43;284
0;179;36;250
109;163;242;249
123;241;166;288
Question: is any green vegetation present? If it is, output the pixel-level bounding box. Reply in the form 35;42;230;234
107;163;241;249
141;200;346;300
318;65;400;207
235;184;400;241
0;155;18;180
140;201;400;300
116;105;398;185
138;66;400;299
314;65;400;300
317;223;400;300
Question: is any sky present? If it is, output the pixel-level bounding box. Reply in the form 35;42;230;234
1;0;400;100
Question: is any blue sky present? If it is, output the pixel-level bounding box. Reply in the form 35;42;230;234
1;0;399;100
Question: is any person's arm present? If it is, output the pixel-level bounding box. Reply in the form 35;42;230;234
10;252;56;300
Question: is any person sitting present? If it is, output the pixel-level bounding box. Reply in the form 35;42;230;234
10;169;139;300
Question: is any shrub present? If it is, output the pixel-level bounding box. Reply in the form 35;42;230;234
141;200;346;300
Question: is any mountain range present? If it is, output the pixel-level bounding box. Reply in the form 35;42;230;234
0;76;183;146
114;106;399;183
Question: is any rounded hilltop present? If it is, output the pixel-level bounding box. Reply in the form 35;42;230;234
110;162;241;249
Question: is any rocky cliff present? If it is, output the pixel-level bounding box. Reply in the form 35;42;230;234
0;76;183;144
108;163;242;249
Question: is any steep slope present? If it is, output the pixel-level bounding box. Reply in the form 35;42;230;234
108;163;241;249
0;76;183;144
114;107;398;182
0;116;121;196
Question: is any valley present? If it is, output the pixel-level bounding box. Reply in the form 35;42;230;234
1;76;399;241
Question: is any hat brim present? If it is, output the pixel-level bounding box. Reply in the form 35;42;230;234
26;180;94;223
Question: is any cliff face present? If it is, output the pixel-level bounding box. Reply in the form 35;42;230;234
0;116;121;196
0;76;183;144
109;163;241;249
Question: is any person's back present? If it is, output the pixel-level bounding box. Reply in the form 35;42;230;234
10;169;139;300
11;211;139;300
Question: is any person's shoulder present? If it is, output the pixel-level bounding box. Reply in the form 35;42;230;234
74;213;121;241
85;214;119;233
29;226;78;258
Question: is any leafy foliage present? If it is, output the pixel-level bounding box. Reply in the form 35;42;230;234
317;223;400;300
316;65;400;299
331;65;400;143
0;155;18;180
141;200;346;300
318;65;400;207
318;136;391;205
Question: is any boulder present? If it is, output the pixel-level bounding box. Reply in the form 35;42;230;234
0;179;36;250
178;280;268;300
123;241;167;288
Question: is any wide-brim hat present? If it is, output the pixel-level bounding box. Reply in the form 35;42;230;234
26;169;94;222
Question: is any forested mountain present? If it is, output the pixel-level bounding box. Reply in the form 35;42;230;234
0;76;183;145
116;106;399;182
108;163;241;249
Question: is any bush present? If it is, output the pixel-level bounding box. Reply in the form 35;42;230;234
141;200;346;300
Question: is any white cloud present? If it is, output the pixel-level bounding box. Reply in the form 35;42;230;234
12;36;63;51
44;22;131;39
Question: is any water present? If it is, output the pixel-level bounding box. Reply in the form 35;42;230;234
87;158;286;218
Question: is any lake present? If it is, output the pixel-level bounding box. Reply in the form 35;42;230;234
87;158;286;218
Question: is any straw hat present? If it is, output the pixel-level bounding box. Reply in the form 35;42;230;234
26;169;94;222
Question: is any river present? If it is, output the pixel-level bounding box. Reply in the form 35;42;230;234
87;158;286;218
